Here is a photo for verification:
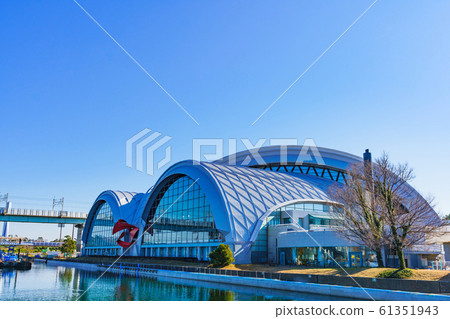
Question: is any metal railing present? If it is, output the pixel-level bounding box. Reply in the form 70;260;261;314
0;207;87;219
308;224;343;231
0;240;63;246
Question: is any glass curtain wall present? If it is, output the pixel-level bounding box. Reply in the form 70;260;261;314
142;175;223;246
278;246;377;267
85;202;120;247
251;202;337;263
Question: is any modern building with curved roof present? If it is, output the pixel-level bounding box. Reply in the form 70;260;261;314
82;146;447;268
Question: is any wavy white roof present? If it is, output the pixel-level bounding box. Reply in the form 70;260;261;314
83;146;438;263
200;161;335;243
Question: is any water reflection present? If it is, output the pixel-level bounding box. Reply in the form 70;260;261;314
208;289;234;301
114;280;135;301
0;263;358;301
58;268;73;286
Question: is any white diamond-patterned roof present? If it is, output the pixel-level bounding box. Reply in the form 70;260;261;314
102;190;147;227
199;162;335;243
108;191;137;206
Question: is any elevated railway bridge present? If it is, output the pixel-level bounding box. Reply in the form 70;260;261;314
0;208;87;251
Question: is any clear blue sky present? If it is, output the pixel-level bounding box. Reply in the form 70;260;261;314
1;0;449;240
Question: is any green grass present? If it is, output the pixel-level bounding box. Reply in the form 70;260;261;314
376;268;414;279
60;257;450;281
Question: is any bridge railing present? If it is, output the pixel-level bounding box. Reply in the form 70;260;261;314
0;208;87;219
0;241;63;246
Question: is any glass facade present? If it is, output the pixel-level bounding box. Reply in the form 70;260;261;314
142;175;224;246
251;202;338;264
278;246;376;267
308;215;343;229
251;210;281;263
85;202;120;248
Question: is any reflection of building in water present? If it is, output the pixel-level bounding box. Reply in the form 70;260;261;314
0;269;16;294
75;270;227;301
114;280;135;301
208;289;234;301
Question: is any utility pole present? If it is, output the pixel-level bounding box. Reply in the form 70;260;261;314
53;197;65;241
58;224;64;242
0;193;8;214
52;197;64;213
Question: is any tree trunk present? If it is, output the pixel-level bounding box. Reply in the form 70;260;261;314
396;247;406;270
375;248;384;267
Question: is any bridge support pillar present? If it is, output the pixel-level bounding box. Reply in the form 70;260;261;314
75;224;84;253
1;222;8;237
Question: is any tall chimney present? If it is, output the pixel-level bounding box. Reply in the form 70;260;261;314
363;149;374;192
363;149;372;163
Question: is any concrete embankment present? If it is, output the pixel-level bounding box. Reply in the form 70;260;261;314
47;260;450;301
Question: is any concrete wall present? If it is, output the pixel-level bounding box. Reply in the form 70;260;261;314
149;270;449;301
268;224;301;263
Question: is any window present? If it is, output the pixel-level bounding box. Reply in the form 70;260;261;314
86;202;120;248
251;201;337;263
142;175;223;246
309;215;342;228
278;246;374;267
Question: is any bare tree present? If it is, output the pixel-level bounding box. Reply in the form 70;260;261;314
330;161;386;267
373;153;442;270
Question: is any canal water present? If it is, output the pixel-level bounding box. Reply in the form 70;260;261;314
0;263;356;301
